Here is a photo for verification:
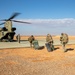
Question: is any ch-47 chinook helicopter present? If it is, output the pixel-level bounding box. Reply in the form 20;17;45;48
0;13;30;42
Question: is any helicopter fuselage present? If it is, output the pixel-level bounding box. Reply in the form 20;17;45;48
0;21;16;42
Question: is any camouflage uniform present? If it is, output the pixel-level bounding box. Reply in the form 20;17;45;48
18;34;20;43
28;35;35;48
16;34;20;43
45;34;54;52
60;33;69;52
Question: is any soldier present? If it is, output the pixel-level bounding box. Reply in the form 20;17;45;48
45;34;54;52
18;34;20;43
28;35;35;48
16;34;20;43
60;33;69;52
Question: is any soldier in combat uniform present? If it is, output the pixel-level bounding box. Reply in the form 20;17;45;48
60;33;69;52
16;34;20;43
28;35;35;48
45;34;54;52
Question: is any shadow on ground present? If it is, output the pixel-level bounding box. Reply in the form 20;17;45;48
54;47;60;50
66;48;74;52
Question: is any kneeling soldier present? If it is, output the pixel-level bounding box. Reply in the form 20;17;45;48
45;34;54;52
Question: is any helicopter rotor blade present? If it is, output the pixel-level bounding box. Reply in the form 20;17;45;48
0;12;31;25
8;12;20;20
12;20;31;24
0;19;7;21
0;13;20;21
0;22;5;25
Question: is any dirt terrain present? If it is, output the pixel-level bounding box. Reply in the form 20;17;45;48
0;36;75;75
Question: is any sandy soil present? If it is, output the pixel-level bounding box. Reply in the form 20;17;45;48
0;36;75;75
14;35;75;40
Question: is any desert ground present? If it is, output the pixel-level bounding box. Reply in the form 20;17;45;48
0;36;75;75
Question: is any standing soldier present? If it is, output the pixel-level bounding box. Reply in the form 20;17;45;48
16;34;20;43
45;34;54;52
60;33;69;52
18;34;20;43
28;35;35;48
